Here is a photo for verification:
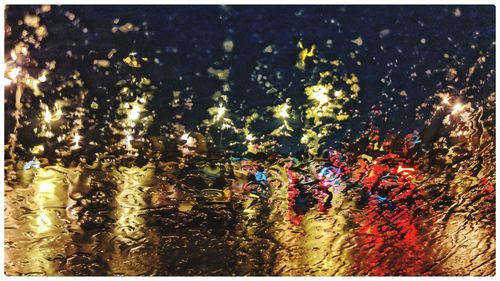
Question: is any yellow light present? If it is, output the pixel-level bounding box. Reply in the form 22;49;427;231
296;41;316;70
55;108;62;119
128;106;140;120
334;89;343;97
31;144;44;154
31;78;40;88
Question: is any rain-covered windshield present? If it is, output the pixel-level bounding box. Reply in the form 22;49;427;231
4;5;495;276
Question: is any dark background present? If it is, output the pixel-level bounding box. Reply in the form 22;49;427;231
5;5;495;157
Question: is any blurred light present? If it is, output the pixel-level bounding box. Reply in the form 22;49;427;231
442;96;450;105
246;134;255;141
186;136;196;146
452;103;464;114
36;211;52;233
180;133;189;140
279;104;290;119
24;158;41;170
125;135;133;146
44;106;62;123
38;182;55;193
128;106;140;120
10;50;17;60
31;145;44;154
28;77;40;90
216;105;226;119
21;46;28;56
44;108;52;123
72;133;81;149
54;108;62;120
397;166;415;174
38;73;47;82
311;85;330;104
7;67;20;80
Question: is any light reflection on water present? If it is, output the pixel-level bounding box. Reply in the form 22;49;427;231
3;98;496;275
5;167;72;276
3;5;495;276
107;164;160;275
3;152;496;276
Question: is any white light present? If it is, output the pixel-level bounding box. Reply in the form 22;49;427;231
442;96;450;105
72;133;81;149
125;135;133;145
452;103;464;114
36;211;52;233
44;108;52;123
216;106;226;119
10;50;17;60
186;136;196;146
38;182;55;193
279;104;290;119
128;106;140;120
8;67;20;80
312;85;330;104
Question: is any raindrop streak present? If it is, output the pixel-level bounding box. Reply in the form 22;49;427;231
4;5;495;276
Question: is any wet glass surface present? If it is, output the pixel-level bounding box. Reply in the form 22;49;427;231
4;5;495;276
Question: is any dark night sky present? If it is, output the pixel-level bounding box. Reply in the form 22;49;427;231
5;5;495;156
